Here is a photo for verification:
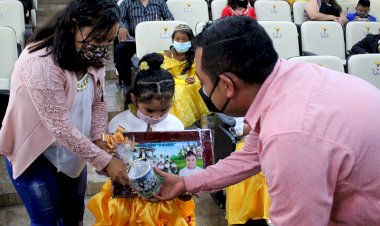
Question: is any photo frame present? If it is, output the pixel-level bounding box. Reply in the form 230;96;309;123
112;129;214;198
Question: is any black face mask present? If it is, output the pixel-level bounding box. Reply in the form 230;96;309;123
198;78;230;113
235;0;248;8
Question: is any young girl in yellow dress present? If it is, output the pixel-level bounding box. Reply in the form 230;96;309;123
87;53;195;226
160;24;211;128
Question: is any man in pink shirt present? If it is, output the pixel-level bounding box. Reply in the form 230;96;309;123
151;17;380;224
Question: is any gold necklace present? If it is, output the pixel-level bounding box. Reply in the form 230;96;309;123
77;75;89;91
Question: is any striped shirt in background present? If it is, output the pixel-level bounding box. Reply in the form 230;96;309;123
119;0;174;36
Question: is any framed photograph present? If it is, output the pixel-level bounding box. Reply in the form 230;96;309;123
112;129;214;198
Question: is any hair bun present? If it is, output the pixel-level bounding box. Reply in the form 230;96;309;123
139;53;164;71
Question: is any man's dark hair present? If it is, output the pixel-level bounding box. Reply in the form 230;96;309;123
27;0;120;72
358;0;370;8
192;16;278;85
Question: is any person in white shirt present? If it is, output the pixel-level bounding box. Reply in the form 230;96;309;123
179;151;202;176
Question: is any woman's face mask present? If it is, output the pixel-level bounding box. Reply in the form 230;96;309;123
173;41;192;53
76;42;110;67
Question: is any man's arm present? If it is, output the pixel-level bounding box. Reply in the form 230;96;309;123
185;130;261;193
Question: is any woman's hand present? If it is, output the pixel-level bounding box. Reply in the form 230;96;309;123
145;167;187;202
105;158;129;186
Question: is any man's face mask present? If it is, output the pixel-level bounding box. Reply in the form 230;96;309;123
199;77;230;113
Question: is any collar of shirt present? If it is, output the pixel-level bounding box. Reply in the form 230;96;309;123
244;58;282;132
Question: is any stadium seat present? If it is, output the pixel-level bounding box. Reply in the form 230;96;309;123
211;0;227;20
259;21;300;59
301;21;346;60
347;53;380;89
166;0;209;31
254;0;292;21
288;55;345;72
345;21;380;55
0;0;26;48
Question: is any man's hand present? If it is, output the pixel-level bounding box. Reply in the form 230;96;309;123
105;158;129;186
145;167;187;202
118;27;129;42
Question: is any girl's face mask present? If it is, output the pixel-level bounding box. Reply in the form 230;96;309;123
137;109;169;125
173;41;192;53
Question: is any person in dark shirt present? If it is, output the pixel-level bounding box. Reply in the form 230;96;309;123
114;0;174;91
350;33;379;55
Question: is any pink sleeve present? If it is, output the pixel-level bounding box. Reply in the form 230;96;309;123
261;134;354;225
184;130;261;193
90;74;108;141
22;56;112;171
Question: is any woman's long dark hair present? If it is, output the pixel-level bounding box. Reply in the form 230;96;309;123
328;0;342;12
27;0;120;71
171;29;195;75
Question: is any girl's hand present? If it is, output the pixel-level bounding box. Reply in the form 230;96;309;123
185;76;195;84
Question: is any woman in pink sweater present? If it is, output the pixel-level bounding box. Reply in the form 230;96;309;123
0;0;128;225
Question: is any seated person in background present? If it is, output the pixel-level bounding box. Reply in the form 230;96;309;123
115;0;174;91
304;0;348;25
221;0;257;19
350;33;379;54
347;0;376;22
160;24;210;128
87;53;196;226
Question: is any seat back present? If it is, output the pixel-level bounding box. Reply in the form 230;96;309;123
254;0;292;21
194;21;208;35
345;22;380;54
0;1;25;48
211;0;227;20
259;21;300;59
0;26;18;90
293;1;307;25
166;0;209;31
288;55;345;72
347;53;380;89
301;21;346;60
135;21;188;59
339;1;357;15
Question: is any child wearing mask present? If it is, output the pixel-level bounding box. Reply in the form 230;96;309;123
179;151;202;177
160;24;211;128
87;53;195;226
221;0;257;19
346;0;376;22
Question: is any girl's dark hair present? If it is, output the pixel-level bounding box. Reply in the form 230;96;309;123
27;0;120;71
125;53;175;106
171;28;195;75
227;0;247;10
193;16;278;85
185;151;196;158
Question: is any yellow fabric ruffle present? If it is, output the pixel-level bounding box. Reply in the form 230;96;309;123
225;141;271;225
160;52;211;128
87;180;196;226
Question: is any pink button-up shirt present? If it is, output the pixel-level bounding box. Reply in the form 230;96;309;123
185;59;380;225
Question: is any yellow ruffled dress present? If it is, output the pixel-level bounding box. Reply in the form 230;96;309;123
225;141;271;224
160;51;211;128
87;180;196;226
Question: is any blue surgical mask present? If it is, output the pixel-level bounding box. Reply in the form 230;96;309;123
173;41;191;53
